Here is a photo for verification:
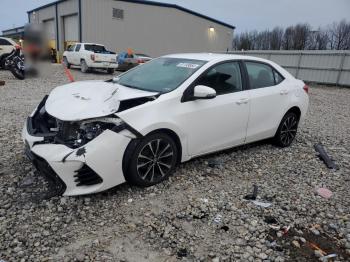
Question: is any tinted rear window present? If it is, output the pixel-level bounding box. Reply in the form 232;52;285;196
84;44;107;53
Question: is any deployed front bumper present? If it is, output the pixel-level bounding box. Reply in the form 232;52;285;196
22;121;131;196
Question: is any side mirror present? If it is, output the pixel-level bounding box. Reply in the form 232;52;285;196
193;85;216;99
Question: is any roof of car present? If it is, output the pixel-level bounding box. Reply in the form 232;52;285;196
164;53;269;62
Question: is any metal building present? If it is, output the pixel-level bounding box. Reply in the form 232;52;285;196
2;26;25;40
27;0;235;58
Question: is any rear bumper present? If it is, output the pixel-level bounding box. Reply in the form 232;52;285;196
88;62;119;69
23;121;131;196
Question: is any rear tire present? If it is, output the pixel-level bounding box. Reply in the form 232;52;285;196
80;59;89;73
124;133;178;187
274;112;299;147
63;57;71;69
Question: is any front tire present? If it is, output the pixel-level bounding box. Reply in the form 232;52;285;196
80;59;89;73
125;133;178;187
274;112;299;147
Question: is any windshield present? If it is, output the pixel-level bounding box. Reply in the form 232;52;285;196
116;57;206;93
84;44;107;53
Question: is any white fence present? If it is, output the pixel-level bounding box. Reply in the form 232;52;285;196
228;50;350;86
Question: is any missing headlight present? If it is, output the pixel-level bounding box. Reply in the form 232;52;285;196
56;117;125;148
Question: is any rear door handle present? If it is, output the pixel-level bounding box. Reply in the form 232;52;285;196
280;90;289;95
236;98;249;105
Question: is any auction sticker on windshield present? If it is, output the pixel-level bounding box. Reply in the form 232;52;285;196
177;63;200;69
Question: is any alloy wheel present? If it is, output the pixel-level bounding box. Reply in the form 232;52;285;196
136;138;175;183
280;114;298;146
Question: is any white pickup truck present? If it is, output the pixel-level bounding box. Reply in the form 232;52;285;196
63;43;118;73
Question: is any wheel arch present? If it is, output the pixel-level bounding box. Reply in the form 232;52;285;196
121;128;183;183
146;128;182;164
284;106;301;120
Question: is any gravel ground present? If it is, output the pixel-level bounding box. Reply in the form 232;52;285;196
0;65;349;262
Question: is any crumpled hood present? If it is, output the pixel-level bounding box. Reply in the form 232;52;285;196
45;80;158;121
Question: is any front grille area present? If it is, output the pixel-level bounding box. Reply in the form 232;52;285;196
74;165;103;187
27;149;67;196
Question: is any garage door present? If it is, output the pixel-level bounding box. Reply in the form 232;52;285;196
63;15;78;42
43;19;55;40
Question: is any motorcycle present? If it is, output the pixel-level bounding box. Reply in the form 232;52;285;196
4;47;25;80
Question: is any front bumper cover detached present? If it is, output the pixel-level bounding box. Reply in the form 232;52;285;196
25;143;67;196
23;121;132;196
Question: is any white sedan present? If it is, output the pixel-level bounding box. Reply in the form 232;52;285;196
22;53;309;196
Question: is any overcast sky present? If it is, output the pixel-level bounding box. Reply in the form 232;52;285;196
1;0;349;33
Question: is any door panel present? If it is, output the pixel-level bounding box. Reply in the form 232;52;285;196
65;45;75;64
177;91;250;156
177;61;250;156
244;61;291;143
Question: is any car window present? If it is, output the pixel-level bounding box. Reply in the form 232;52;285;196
67;45;75;51
84;44;107;53
75;44;81;52
245;62;276;89
0;38;12;45
273;70;284;85
196;62;243;95
117;57;206;93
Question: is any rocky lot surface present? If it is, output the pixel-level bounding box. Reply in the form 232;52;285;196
0;65;349;262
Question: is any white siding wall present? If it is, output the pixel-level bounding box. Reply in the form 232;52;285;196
229;50;350;86
82;0;233;57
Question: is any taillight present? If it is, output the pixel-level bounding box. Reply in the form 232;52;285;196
90;54;95;61
303;85;309;94
137;59;143;64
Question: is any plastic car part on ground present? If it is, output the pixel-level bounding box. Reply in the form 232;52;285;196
244;185;258;200
314;143;339;170
316;187;333;199
251;200;272;208
244;185;272;207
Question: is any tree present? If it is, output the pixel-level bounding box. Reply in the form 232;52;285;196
232;20;349;51
329;20;350;50
282;26;294;50
270;27;284;50
292;23;310;50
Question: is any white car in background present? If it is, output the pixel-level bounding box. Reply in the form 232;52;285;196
23;53;309;196
62;43;118;73
0;37;18;68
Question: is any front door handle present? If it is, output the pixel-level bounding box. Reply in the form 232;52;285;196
236;98;249;105
280;90;289;95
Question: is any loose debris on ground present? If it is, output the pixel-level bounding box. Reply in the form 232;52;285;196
0;67;350;261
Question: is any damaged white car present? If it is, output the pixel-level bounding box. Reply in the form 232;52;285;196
23;53;309;196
